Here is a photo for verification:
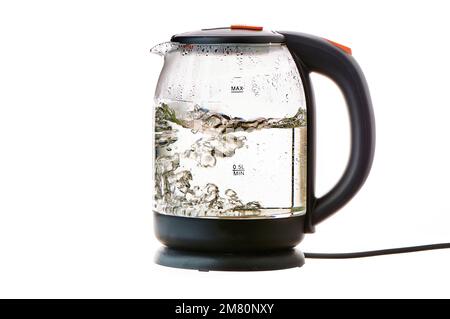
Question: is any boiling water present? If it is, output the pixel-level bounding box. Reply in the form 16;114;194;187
154;102;307;218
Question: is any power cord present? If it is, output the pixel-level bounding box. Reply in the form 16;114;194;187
304;243;450;259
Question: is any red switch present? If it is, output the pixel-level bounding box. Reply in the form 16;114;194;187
230;25;263;31
325;39;352;55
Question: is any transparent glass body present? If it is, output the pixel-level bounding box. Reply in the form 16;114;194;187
151;42;307;219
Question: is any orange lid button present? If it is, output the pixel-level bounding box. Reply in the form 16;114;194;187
325;39;352;55
230;25;263;31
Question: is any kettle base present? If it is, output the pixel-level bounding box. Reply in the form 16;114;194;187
154;212;305;252
155;247;305;271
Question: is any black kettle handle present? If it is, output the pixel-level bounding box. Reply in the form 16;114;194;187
280;31;375;226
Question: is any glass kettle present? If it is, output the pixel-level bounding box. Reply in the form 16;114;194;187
151;26;375;254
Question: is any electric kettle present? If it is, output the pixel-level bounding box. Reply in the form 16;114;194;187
151;26;375;260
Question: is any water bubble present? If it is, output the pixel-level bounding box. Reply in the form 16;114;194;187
245;201;261;209
225;189;237;197
200;153;216;167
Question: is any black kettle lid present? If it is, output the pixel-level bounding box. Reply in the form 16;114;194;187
171;25;286;44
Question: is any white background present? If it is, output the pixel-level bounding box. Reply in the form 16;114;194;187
1;0;450;298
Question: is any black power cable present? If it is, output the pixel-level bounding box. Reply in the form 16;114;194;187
304;243;450;259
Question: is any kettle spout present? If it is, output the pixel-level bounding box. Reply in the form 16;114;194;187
150;42;178;56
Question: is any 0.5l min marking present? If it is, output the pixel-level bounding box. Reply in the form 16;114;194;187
233;164;245;176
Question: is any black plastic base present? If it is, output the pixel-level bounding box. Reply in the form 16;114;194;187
155;247;305;271
154;212;305;252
